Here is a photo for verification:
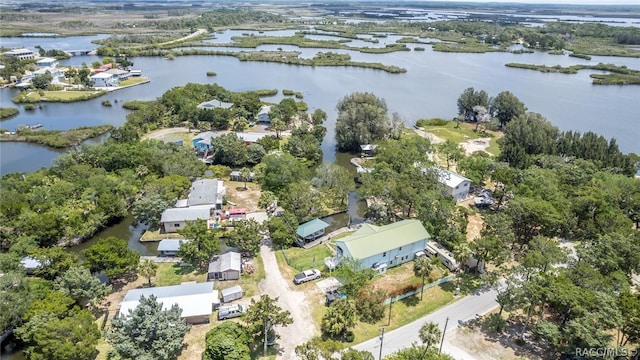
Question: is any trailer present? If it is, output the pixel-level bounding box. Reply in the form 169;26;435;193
221;285;243;303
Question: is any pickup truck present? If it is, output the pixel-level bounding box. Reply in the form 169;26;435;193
293;269;321;285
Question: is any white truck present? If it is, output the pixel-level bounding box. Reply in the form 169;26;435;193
293;269;321;285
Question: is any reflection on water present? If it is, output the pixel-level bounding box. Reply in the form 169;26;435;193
71;214;157;257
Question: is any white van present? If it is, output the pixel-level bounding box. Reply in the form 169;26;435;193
218;304;245;320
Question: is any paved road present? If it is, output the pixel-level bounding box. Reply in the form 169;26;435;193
353;287;498;359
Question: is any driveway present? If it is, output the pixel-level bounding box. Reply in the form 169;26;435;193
259;244;315;359
353;288;498;359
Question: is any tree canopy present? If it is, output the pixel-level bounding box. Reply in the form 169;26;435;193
335;92;393;152
82;236;140;281
177;219;221;269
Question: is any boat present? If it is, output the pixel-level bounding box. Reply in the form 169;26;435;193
27;123;43;129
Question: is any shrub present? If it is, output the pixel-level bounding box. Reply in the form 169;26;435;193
282;89;294;96
416;118;448;127
24;104;36;111
414;47;426;51
344;331;355;343
101;100;112;107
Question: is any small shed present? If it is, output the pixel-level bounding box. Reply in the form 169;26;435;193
157;239;187;257
207;251;242;281
221;285;243;303
296;218;330;245
20;256;43;275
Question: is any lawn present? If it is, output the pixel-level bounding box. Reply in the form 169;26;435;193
155;263;207;287
119;77;150;87
420;121;501;156
12;89;105;103
281;243;333;272
139;229;185;242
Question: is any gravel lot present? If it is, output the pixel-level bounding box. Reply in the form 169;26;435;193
258;244;315;359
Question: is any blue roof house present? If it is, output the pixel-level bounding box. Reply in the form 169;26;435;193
192;131;218;151
296;218;330;245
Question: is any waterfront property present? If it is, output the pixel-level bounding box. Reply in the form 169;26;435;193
20;256;44;275
436;169;472;201
197;99;233;110
157;238;188;256
360;144;378;157
185;179;225;210
105;68;131;81
192;131;218;151
90;72;118;88
257;105;271;123
160;206;213;233
4;48;35;60
36;57;59;68
119;282;219;324
329;219;430;272
207;251;242;281
296;218;330;246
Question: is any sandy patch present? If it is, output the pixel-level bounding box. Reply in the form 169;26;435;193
448;326;545;360
413;127;445;144
143;127;192;140
466;213;484;242
460;137;492;155
225;181;262;213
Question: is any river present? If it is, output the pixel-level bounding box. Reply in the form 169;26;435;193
1;26;639;359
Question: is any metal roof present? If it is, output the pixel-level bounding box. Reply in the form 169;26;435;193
335;220;430;260
236;132;267;143
296;218;330;238
436;169;471;189
194;131;218;146
120;282;219;319
197;100;233;110
157;239;187;252
187;179;222;206
160;207;211;223
221;285;243;297
258;105;271;115
208;251;242;273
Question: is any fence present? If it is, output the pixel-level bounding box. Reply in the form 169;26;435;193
383;275;455;305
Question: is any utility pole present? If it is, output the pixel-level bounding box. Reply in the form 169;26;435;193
378;326;385;360
439;317;449;354
387;297;393;326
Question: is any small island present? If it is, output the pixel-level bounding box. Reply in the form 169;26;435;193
506;62;640;85
0;107;19;120
0;124;114;147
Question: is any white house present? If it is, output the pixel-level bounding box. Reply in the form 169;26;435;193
197;100;233;110
257;105;271;123
186;179;225;210
160;206;212;233
119;282;219;324
237;132;267;144
330;220;430;272
436;169;472;201
36;57;59;68
90;72;118;87
4;48;35;60
207;251;242;281
33;67;65;84
105;68;131;81
157;239;188;256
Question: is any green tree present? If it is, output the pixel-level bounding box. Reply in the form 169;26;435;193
138;258;158;287
355;287;387;324
266;212;298;248
0;272;50;332
271;118;287;139
107;295;191;360
617;290;640;346
258;153;310;193
30;246;79;280
456;87;489;122
335;92;391;152
437;140;465;170
312;162;355;207
280;180;323;223
311;108;327;125
295;337;344;360
256;135;280;152
211;133;248;166
177;219;221;269
321;298;358;338
419;321;442;350
335;258;375;297
53;266;111;307
258;190;277;210
243;294;293;357
457;151;493;186
278;97;298;124
226;218;264;254
342;349;375;360
490;91;527;128
203;322;250;360
31;71;53;90
239;167;252;190
498;112;559;169
132;193;173;229
246;143;266;164
283;131;322;163
384;344;454;360
83;236;140;282
453;242;472;272
413;256;434;300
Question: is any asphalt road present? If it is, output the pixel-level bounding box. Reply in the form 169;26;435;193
353;287;499;359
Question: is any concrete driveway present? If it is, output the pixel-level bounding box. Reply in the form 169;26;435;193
258;244;315;359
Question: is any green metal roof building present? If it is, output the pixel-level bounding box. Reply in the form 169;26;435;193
334;219;430;271
296;218;330;244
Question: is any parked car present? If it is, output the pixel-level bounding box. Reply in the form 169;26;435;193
217;304;245;320
293;269;321;285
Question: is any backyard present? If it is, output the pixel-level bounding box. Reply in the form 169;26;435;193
417;121;501;156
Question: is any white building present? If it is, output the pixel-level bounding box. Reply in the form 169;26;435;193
36;57;59;68
257;105;271;123
436;169;472;201
4;48;35;60
90;72;118;87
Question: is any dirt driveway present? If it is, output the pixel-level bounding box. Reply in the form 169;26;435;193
259;244;315;359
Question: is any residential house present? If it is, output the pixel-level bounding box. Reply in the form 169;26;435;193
119;282;219;324
36;57;59;68
160;206;212;233
330;219;430;272
236;132;267;144
197;100;233;110
157;239;188;257
105;68;131;81
360;144;378;157
257;105;271;123
4;48;35;60
436;169;472;201
90;72;118;88
296;218;330;245
94;63;113;73
192;131;218;151
186;179;225;210
207;251;242;281
33;67;65;84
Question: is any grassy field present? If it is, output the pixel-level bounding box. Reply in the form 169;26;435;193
12;89;106;103
119;77;150;87
0;125;114;148
281;244;333;272
154;263;207;287
420;121;501;156
139;229;186;242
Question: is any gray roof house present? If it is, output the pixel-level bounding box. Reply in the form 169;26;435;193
157;239;188;256
119;282;219;324
160;206;212;233
257;105;271;123
436;169;472;201
187;179;225;208
207;251;242;281
197;100;233;110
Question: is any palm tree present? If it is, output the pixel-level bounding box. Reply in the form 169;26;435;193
453;242;472;273
138;258;158;287
321;298;358;339
239;167;252;190
413;256;433;301
419;321;442;350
